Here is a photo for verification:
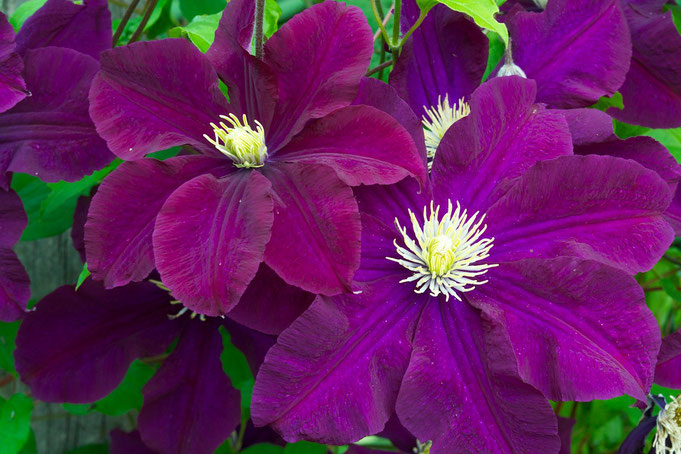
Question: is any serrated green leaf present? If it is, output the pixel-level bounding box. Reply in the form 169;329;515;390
263;0;282;38
417;0;508;45
94;360;156;415
0;394;33;454
591;92;624;111
170;12;222;53
8;0;48;32
0;321;19;374
283;441;327;454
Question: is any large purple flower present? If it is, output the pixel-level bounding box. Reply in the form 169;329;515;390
251;77;672;453
84;0;425;320
0;184;30;322
0;0;114;189
0;13;27;114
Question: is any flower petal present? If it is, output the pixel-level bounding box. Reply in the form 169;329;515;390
139;320;241;454
85;156;227;288
470;258;660;401
487;155;673;274
431;76;572;213
263;1;373;149
273;105;426;188
389;5;488;117
153;171;273;316
222;318;276;375
110;430;155;454
15;0;111;58
655;329;681;388
14;280;181;403
252;277;420;444
263;162;360;295
608;3;681;128
227;263;314;335
396;299;559;454
0;186;26;247
90;39;231;160
0;13;26;114
507;0;631;108
0;249;30;322
558;417;576;454
0;47;113;188
559;108;616;149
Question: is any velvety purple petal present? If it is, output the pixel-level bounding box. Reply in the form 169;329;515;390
14;280;181;403
655;329;681;388
389;5;487;118
153;171;273;316
15;0;111;59
263;2;373;149
222;318;276;375
559;108;616;149
263;162;360;296
470;257;660;401
608;3;681;128
90;39;231;160
0;186;26;247
273;105;426;188
0;13;26;114
558;417;576;454
207;0;278;131
666;185;681;235
0;47;113;188
227;263;314;335
507;0;631;108
431;76;572;213
0;188;29;322
71;195;91;263
353;77;427;167
252;277;420;444
110;430;155;454
396;299;559;454
378;414;415;453
487;155;673;275
139;320;241;454
85;156;227;288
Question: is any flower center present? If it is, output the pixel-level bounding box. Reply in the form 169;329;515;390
150;279;206;321
204;114;268;168
422;95;470;169
388;200;497;301
654;395;681;454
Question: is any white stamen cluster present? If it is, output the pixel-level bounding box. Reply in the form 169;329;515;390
422;95;470;170
654;395;681;454
388;200;497;301
204;114;268;168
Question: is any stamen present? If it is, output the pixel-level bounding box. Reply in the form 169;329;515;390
149;279;207;321
422;95;470;170
387;200;497;301
654;395;681;454
203;113;268;168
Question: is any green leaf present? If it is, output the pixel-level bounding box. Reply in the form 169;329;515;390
76;263;90;290
0;322;19;374
591;92;623;111
180;0;227;21
613;120;650;139
0;394;33;454
62;403;92;415
645;128;681;164
482;32;505;81
263;0;282;39
241;444;285;454
219;326;254;418
8;0;48;32
170;12;222;53
64;445;108;454
283;441;327;454
417;0;508;45
17;430;36;454
94;360;156;415
662;277;681;302
144;0;177;39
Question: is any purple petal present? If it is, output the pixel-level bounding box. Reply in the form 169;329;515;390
666;185;681;235
71;194;91;263
378;414;415;453
655;329;681;388
252;277;420;444
507;0;631;108
0;47;113;187
227;263;314;335
608;3;681;128
389;5;488;118
263;2;373;149
559;108;616;149
15;0;111;59
14;280;181;403
487;155;673;275
90;39;231;160
110;430;155;454
273;105;426;188
0;186;26;247
396;299;559;454
558;417;576;454
139;320;241;454
0;249;30;322
470;257;660;401
353;77;427;167
209;0;254;51
85;156;227;288
222;318;276;375
431;76;572;213
153;171;273;316
263;162;360;296
0;13;26;114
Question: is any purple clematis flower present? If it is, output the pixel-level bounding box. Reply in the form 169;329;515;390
0;13;27;114
251;77;672;453
0;183;30;322
84;0;425;321
0;0;114;189
14;277;276;454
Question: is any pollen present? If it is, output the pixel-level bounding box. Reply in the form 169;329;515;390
388;200;497;301
655;395;681;454
422;95;470;170
204;113;268;168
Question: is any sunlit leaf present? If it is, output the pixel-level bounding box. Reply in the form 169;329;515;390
0;394;33;454
8;0;48;32
416;0;508;45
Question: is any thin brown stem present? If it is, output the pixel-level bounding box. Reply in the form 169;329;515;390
366;59;394;76
254;0;266;59
0;374;15;388
112;0;141;46
128;0;159;44
139;352;169;364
